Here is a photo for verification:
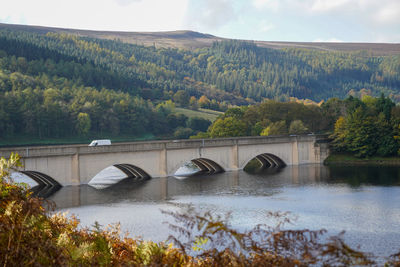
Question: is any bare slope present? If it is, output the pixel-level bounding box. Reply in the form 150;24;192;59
0;23;220;49
255;41;400;56
0;22;399;55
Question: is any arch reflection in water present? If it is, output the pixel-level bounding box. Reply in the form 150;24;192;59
88;164;150;189
50;165;327;209
174;158;224;178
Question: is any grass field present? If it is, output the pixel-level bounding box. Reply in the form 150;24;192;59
174;107;223;122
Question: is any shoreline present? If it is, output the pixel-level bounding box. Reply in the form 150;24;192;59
324;153;400;166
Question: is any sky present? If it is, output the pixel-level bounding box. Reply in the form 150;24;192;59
0;0;399;43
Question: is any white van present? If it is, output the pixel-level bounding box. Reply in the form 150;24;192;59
89;139;111;146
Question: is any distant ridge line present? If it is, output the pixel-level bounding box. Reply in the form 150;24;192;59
0;22;399;54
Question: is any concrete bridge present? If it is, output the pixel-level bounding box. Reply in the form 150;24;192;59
0;135;329;186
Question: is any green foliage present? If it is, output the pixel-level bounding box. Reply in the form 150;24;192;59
375;113;398;156
261;120;287;136
331;116;348;152
198;100;334;138
289;120;309;134
189;96;198;110
187;117;212;132
173;127;193;139
0;152;21;184
209;117;247;138
224;107;245;120
76;112;91;136
250;119;270;135
189;131;210;139
331;95;399;158
167;113;188;130
173;90;190;107
155;100;175;114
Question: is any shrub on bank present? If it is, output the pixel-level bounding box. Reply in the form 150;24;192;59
1;153;399;266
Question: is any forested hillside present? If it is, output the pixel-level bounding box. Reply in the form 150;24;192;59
0;25;399;142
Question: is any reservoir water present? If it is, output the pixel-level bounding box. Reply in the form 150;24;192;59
49;164;400;261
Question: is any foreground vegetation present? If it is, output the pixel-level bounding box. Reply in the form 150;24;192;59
1;153;400;266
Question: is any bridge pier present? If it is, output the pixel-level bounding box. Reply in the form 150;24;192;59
292;138;299;165
159;144;168;177
71;153;80;184
232;142;239;169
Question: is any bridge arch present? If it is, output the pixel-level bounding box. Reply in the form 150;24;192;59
191;158;224;174
13;171;62;197
20;171;62;188
242;153;286;171
88;163;150;188
173;158;225;176
114;164;150;180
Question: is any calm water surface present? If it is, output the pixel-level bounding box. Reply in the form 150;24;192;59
49;164;400;259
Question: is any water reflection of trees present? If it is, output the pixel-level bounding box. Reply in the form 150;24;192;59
327;166;400;187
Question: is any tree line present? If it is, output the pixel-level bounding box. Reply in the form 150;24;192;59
194;95;400;158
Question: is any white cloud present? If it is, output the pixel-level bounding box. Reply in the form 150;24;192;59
251;0;400;40
252;0;279;11
300;0;400;27
373;2;400;25
114;0;142;7
310;0;351;12
184;0;237;30
258;20;275;33
115;0;142;6
0;0;188;31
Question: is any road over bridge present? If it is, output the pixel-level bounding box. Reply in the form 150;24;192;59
0;135;329;186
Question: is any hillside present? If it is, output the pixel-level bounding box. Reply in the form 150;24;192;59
0;22;399;103
0;22;399;143
1;23;399;55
